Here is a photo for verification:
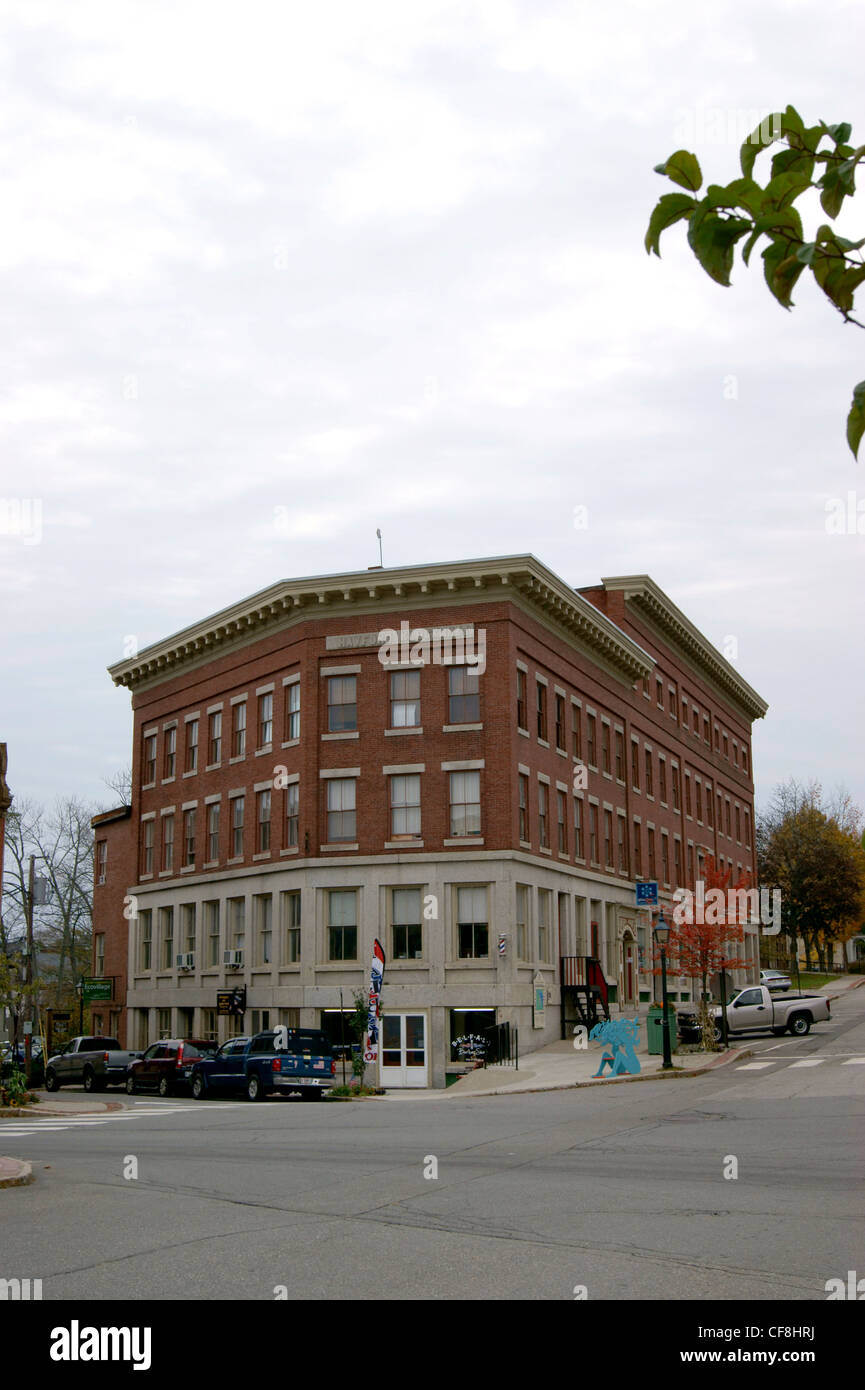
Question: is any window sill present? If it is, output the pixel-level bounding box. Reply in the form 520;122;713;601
320;843;359;852
229;754;246;765
253;852;272;861
180;865;195;874
443;723;483;733
279;847;299;856
183;769;197;779
255;746;273;757
384;726;423;736
322;731;359;740
538;846;552;856
161;777;175;786
227;856;244;865
205;763;221;773
158;871;174;878
281;739;300;749
384;840;424;849
142;782;156;791
519;840;531;849
443;837;484;847
537;738;550;749
202;860;218;869
140;873;154;882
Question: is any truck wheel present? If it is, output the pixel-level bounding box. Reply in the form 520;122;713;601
158;1076;171;1098
713;1023;723;1045
191;1073;207;1100
44;1069;60;1093
83;1068;96;1093
126;1075;137;1095
246;1073;265;1101
789;1013;811;1036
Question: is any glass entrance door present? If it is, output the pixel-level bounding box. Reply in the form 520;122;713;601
380;1013;427;1087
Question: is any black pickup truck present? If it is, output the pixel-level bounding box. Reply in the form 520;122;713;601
44;1036;141;1092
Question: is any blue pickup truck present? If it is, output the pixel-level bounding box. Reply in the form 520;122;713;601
189;1029;335;1102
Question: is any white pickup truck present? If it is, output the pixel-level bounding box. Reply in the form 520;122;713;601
712;984;831;1040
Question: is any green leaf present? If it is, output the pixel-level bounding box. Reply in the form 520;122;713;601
770;146;815;182
644;192;698;255
705;177;763;216
847;381;865;460
822;263;865;313
687;207;752;286
818;167;847;218
760;171;812;211
827;121;853;145
740;207;804;266
762;238;806;307
740;105;805;178
796;242;817;266
655;149;703;192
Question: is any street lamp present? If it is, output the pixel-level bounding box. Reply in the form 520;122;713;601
654;911;673;1071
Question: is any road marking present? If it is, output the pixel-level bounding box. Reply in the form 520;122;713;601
735;1062;777;1070
788;1059;824;1068
841;1057;865;1065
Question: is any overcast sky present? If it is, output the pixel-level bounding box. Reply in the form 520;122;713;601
1;0;863;820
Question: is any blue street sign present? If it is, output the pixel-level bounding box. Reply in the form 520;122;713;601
635;881;659;908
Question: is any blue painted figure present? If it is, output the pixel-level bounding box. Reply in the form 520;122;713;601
589;1018;641;1077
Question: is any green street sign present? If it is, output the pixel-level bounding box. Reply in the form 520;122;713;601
82;978;112;1002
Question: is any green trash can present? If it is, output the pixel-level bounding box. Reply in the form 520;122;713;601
646;1005;678;1055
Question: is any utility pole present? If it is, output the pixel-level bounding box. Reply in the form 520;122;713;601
23;855;35;1088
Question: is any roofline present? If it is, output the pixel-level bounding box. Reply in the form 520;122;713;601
91;805;132;828
600;575;769;722
107;554;657;693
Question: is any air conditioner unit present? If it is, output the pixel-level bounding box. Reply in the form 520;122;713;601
224;950;244;969
176;952;195;971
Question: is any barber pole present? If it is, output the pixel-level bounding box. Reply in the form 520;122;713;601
363;939;386;1064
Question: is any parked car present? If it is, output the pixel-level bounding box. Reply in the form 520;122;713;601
760;969;792;992
44;1036;141;1092
126;1039;220;1097
679;984;830;1043
1;1039;45;1088
189;1029;336;1101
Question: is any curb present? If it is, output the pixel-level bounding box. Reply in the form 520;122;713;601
0;1158;34;1189
0;1100;123;1119
447;1046;754;1098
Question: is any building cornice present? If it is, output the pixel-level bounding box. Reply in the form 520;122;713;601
108;555;656;693
600;575;769;723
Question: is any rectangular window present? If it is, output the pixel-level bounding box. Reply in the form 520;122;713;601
208;710;222;764
328;676;357;732
661;832;670;884
231;795;245;857
516;669;527;730
617;815;627;873
143;734;156;785
161;814;174;873
573;797;583;858
207;802;220;861
183;808;196;867
392;887;422;960
139;909;152;970
228;897;245;953
255;894;273;964
557;790;567;854
163;726;176;778
589;803;599;863
449;666;479;724
714;725;721;752
538;782;548;848
285;682;300;740
515;884;529;960
723;733;729;759
741;747;749;775
157;1008;171;1040
692;708;699;735
587;715;597;767
656;678;663;706
536;681;547;741
457;885;488;959
390;669;420;728
674;837;683;885
555;694;565;750
696;780;703;822
257;789;271;853
327;778;356;842
615;730;624;781
601;723;611;775
735;804;741;843
537;889;551;962
687;843;695;884
604;809;613;868
744;807;751;847
659;759;667;804
672;767;680;813
726;799;732;837
518;773;529;842
705;781;713;827
644;748;653;798
285;783;299;847
204;901;220;966
633;821;642;877
647;828;656;879
572;706;581;760
328;889;357;961
232;701;247;757
390;774;421;838
631;740;640;790
281;890;301;963
717;791;723;829
668;688;676;717
95;933;104;976
142;819;154;875
449;770;480;837
685;773;692;817
160;907;174;970
180;903;196;957
201;1007;218;1041
185;719;198;773
96;840;107;885
703;715;710;745
258;692;273;748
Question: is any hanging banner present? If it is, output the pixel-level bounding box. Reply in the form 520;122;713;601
363;938;386;1063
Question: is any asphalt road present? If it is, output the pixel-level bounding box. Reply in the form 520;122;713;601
2;988;864;1301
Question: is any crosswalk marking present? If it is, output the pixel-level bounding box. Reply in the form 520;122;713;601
735;1062;776;1070
0;1101;248;1139
788;1059;824;1068
842;1058;865;1065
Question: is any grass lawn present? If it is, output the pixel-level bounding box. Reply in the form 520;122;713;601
792;972;843;990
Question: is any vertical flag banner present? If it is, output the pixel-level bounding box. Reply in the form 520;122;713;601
363;938;386;1063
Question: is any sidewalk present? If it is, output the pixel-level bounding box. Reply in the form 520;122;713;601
0;1155;34;1188
445;1035;751;1098
0;1094;123;1119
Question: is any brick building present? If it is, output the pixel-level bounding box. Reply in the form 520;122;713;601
91;555;767;1086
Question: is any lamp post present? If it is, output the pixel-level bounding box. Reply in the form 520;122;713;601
654;911;673;1071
